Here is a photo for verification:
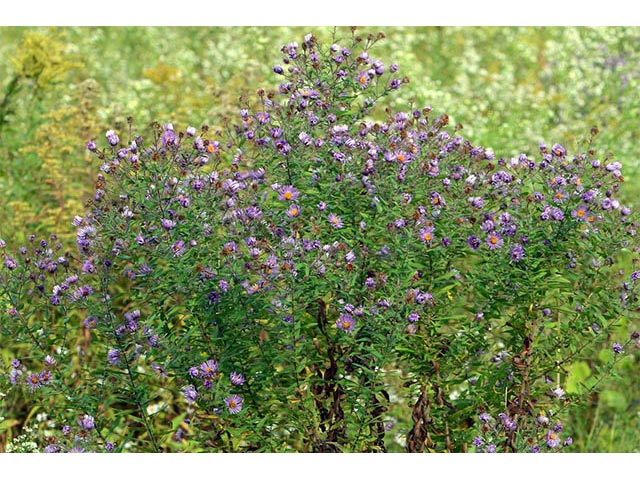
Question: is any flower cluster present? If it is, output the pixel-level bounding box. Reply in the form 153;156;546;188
1;30;638;453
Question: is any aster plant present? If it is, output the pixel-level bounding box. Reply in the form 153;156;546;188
1;29;638;453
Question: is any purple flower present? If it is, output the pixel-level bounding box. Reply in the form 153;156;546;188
188;366;200;378
469;196;484;209
337;313;356;333
472;437;483;447
200;359;219;377
230;372;245;386
571;205;589;221
105;130;119;146
171;240;186;257
107;349;120;366
479;413;492;423
183;385;198;404
467;236;481;251
551;144;566;158
161;218;176;230
44;444;61;453
79;414;95;431
408;312;420;323
344;250;356;263
551;386;565;399
419;226;434;243
613;342;623;354
285;204;301;218
278;185;300;202
273;65;284;74
486;444;497;453
328;213;343;229
550;207;564;221
546;430;560;448
224;394;243;414
486;232;504;250
510;244;525;262
4;256;18;270
161;127;176;147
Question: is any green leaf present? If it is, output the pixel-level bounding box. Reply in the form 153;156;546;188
565;361;591;394
600;390;628;412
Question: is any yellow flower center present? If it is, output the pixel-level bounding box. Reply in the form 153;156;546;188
342;321;351;329
423;233;433;242
549;433;556;440
207;144;215;153
359;75;368;84
229;400;237;408
577;209;585;218
289;208;298;216
284;191;293;200
490;236;498;244
397;154;406;163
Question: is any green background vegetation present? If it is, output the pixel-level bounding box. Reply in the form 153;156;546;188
0;26;638;452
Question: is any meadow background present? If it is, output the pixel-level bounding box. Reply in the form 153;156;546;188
0;26;638;452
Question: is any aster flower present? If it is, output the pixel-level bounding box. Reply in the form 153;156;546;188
551;386;565;399
79;414;95;431
550;207;564;221
357;71;371;88
224;394;244;414
419;226;435;243
200;359;219;377
230;372;245;386
171;240;186;257
26;372;42;390
161;218;176;230
510;244;525;262
486;232;504;250
551;144;566;158
183;385;198;404
571;205;589;221
546;430;560;448
328;213;343;229
479;413;492;423
285;204;301;218
612;343;623;354
278;185;299;202
469;197;484;209
336;313;356;333
467;236;481;251
107;349;121;366
44;444;61;453
105;130;119;146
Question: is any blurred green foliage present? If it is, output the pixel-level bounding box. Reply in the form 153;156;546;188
1;26;639;452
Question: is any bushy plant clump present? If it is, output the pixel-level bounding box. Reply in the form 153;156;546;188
1;30;638;453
